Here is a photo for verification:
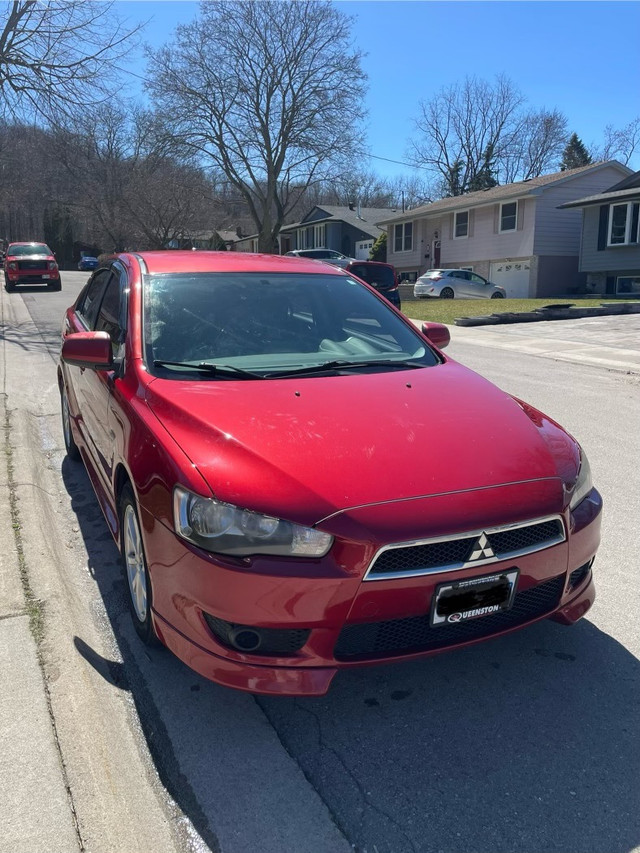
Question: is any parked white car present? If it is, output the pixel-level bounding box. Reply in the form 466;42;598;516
414;269;506;299
284;249;356;268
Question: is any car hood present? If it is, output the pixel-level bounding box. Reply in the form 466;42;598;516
144;360;578;525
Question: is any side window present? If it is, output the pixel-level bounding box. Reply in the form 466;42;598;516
77;270;111;329
95;271;127;360
470;273;486;285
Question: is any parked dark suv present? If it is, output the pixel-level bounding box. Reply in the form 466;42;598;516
4;242;61;291
345;261;401;309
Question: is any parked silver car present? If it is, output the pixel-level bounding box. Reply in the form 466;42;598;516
284;248;356;268
414;269;506;299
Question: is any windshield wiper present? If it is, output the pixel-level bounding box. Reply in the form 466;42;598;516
152;360;264;379
268;359;425;378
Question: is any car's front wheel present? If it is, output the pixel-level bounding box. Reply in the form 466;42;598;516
120;484;158;645
440;287;454;299
491;292;505;299
60;385;81;460
48;278;62;291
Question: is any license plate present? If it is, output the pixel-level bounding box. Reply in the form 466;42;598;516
430;569;519;627
42;274;51;279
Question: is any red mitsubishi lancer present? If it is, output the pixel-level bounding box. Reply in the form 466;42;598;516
58;251;601;696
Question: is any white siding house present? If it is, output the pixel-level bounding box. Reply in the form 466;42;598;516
377;162;632;297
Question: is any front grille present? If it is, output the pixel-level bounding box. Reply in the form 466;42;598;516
334;575;564;660
203;612;310;656
18;260;46;270
367;517;564;579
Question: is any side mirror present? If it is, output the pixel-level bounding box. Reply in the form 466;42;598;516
421;321;450;350
61;331;113;370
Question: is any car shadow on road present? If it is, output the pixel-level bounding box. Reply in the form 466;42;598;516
61;456;639;853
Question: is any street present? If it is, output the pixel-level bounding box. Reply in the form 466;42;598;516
1;272;639;853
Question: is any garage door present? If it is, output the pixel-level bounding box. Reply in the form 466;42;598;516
490;260;531;298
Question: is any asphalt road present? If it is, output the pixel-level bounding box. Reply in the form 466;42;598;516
4;271;639;853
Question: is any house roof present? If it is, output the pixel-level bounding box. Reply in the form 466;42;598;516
281;205;395;238
558;170;640;209
375;161;632;225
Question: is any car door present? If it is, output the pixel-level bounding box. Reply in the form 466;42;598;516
468;272;491;297
64;268;111;461
88;266;128;500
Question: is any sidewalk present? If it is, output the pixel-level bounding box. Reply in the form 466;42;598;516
1;291;79;851
412;313;640;374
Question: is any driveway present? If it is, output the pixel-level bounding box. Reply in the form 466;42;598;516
411;314;640;374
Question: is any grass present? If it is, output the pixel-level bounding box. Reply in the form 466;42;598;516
403;297;640;325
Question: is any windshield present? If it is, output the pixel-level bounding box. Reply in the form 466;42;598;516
144;272;439;378
8;244;51;256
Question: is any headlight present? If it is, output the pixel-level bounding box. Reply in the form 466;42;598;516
173;486;333;558
569;451;593;510
48;261;57;270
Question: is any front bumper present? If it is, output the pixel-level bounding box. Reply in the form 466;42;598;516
142;487;602;696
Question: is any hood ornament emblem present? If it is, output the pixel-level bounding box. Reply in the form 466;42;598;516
468;532;495;561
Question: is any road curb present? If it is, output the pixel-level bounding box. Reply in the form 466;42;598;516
455;302;640;327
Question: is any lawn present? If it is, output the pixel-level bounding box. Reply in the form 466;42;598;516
402;298;639;325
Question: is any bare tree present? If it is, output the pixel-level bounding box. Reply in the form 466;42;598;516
0;1;142;123
502;108;569;182
51;106;218;250
409;75;526;196
146;0;367;252
595;117;640;166
409;76;571;194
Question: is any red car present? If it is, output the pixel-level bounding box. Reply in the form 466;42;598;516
4;241;61;291
58;252;601;696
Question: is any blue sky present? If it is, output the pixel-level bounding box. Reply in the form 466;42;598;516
120;1;640;179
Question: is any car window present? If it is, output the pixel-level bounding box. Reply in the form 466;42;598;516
144;272;439;376
8;244;51;256
470;274;486;285
77;269;111;329
94;270;127;360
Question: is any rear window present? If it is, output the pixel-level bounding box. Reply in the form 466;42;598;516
350;265;395;288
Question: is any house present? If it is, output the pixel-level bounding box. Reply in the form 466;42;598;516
234;204;398;256
558;170;640;296
166;228;242;250
275;204;393;258
376;161;632;297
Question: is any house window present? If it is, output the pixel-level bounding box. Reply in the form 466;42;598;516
608;202;640;246
314;224;326;247
454;210;469;238
394;222;413;252
500;201;518;232
616;276;640;294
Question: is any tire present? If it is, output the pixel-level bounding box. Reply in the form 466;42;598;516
120;484;158;645
440;287;454;299
60;385;81;460
491;292;505;299
48;278;62;291
5;275;15;292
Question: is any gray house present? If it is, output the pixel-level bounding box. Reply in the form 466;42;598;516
276;204;393;259
376;161;631;297
558;170;640;296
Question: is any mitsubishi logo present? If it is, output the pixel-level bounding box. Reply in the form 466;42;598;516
468;532;495;561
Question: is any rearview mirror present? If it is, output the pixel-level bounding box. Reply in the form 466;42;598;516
61;331;113;370
421;321;450;350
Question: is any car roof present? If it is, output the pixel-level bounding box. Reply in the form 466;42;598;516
128;250;347;276
8;241;50;247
